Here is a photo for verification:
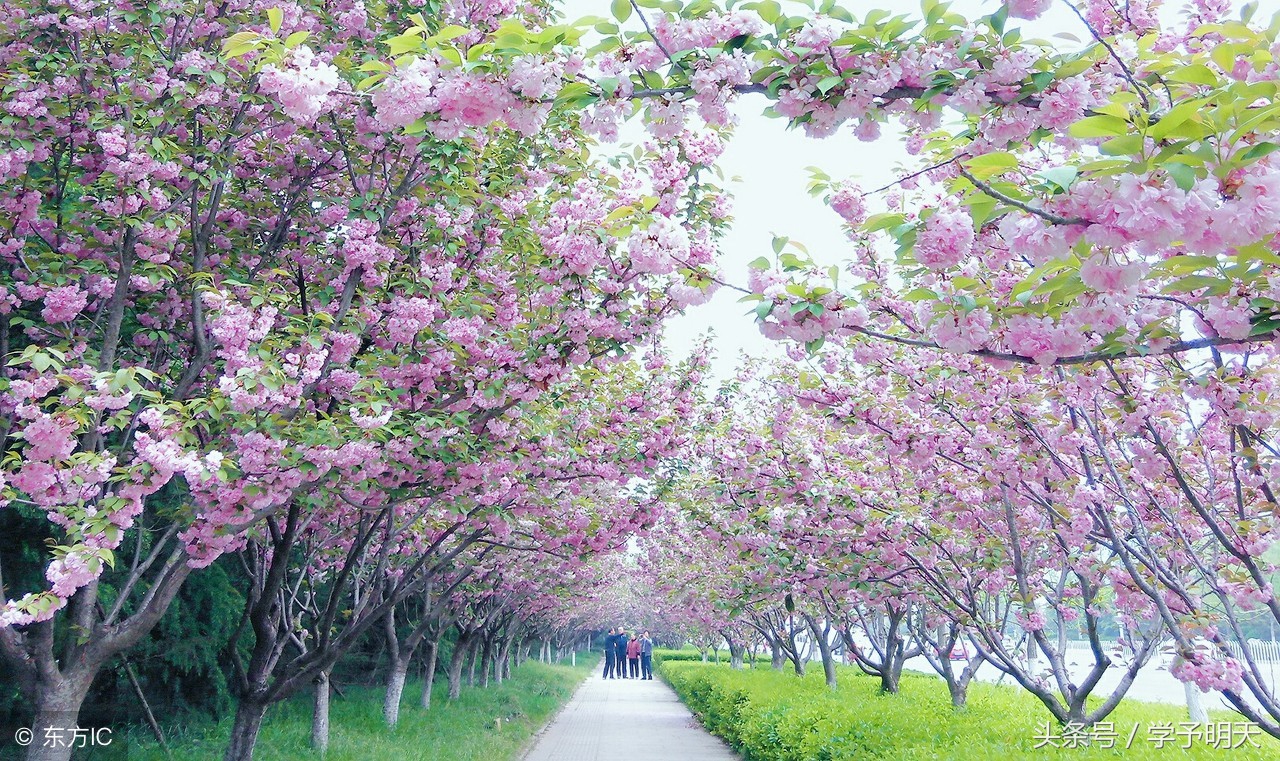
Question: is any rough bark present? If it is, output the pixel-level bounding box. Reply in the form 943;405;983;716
447;629;473;701
805;614;838;689
311;671;330;753
420;640;439;709
383;660;408;728
770;639;785;670
479;635;494;688
224;699;269;761
24;671;96;761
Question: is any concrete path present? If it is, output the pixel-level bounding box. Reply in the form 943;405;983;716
522;671;739;761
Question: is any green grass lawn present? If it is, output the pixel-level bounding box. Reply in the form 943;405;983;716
659;659;1280;760
108;655;596;761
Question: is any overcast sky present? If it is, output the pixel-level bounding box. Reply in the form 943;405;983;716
559;0;1269;381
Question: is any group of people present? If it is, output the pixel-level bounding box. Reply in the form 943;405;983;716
602;628;654;680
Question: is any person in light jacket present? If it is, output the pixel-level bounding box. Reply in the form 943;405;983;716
639;631;654;680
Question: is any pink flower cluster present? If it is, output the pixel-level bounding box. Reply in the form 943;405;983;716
931;306;992;354
914;203;974;270
372;57;438;129
337;219;395;286
1172;654;1245;693
259;46;342;123
41;284;87;323
1006;0;1053;21
829;181;866;225
46;552;100;598
20;412;77;461
628;217;691;275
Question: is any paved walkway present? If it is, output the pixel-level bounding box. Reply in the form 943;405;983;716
522;671;738;761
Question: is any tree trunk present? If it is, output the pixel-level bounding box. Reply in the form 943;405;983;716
447;633;471;701
496;636;514;684
791;654;806;676
805;615;838;689
24;672;95;761
1186;681;1209;723
729;641;745;669
467;639;479;687
948;678;968;708
479;637;493;688
420;641;439;709
384;658;409;728
311;671;330;753
770;640;785;670
224;699;269;761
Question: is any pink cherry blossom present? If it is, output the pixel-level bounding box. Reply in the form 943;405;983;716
258;46;342;123
41;284;87;323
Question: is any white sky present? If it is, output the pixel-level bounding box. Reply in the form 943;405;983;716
560;0;1271;381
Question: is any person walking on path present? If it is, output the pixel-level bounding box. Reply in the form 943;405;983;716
615;627;629;678
640;631;654;680
626;633;641;678
603;627;618;679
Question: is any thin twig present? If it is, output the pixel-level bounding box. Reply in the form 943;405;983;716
867;157;960;195
1060;0;1151;110
959;168;1086;226
630;0;688;74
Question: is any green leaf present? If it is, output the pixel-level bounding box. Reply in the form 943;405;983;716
1148;98;1207;140
1241;142;1280;163
748;256;771;270
432;25;471;42
613;0;633;23
221;31;262;58
964;151;1020;169
816;76;843;94
1028;71;1055;92
1037;167;1078;193
1099;134;1145;156
1164;162;1197;191
1167;64;1219;86
1069;115;1130;139
267;7;283;34
989;5;1008;35
863;213;906;232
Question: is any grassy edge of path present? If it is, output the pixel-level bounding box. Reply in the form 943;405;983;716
658;659;1280;760
110;654;598;761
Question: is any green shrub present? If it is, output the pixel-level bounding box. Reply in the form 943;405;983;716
653;648;768;665
659;661;1280;760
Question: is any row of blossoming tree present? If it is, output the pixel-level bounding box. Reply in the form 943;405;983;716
4;0;1280;756
0;0;719;758
620;0;1280;739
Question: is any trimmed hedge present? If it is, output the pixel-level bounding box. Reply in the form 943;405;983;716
659;661;1280;760
653;648;768;664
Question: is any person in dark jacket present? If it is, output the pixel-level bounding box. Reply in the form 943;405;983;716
603;627;618;679
614;628;629;677
639;631;654;680
626;634;641;678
